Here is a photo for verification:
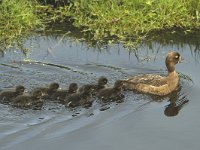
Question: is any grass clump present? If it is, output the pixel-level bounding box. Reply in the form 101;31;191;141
1;0;200;51
0;0;43;52
56;0;200;48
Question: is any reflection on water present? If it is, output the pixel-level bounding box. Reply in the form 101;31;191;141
0;33;200;150
152;85;189;117
164;93;189;117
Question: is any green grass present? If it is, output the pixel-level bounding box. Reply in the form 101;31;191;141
1;0;200;51
0;0;43;51
56;0;200;48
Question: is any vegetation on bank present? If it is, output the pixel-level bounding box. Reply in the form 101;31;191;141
58;0;200;48
0;0;43;51
1;0;200;51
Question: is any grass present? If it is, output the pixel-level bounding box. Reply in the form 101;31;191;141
59;0;200;48
0;0;43;52
1;0;200;51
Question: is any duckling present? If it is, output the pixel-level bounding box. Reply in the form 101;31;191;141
123;51;183;96
51;83;78;102
0;85;25;104
12;89;43;110
97;80;124;102
78;76;108;95
65;85;94;108
34;82;59;98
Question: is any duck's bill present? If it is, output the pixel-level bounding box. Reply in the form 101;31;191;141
179;56;184;63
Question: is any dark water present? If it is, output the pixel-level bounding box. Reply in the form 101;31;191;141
0;34;200;150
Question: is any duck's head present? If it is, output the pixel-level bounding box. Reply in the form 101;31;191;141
68;83;78;93
165;51;183;72
98;76;108;86
16;85;25;94
49;82;59;91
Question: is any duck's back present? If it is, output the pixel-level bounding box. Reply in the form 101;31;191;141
123;73;179;96
126;74;166;86
12;95;33;108
0;91;17;102
97;88;113;99
51;90;68;100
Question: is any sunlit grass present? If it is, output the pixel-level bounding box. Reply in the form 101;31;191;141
0;0;43;51
57;0;200;49
0;0;200;51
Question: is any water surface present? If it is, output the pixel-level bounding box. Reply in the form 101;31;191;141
0;34;200;150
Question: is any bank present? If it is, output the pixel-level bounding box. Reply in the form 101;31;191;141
0;0;200;51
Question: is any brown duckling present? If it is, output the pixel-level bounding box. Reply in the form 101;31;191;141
65;85;94;108
123;51;183;96
34;82;59;98
12;89;43;109
51;83;78;102
79;76;108;95
0;85;25;104
97;80;124;102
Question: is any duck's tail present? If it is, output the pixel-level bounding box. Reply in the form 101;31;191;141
121;79;136;91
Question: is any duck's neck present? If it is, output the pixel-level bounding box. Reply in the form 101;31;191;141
167;70;178;76
98;84;105;89
166;62;175;73
68;89;74;94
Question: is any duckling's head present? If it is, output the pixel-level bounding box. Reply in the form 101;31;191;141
98;76;108;86
49;82;59;91
68;83;78;93
165;51;182;72
32;89;43;99
16;85;25;94
114;80;124;90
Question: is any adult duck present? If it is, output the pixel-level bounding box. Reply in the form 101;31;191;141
123;51;183;96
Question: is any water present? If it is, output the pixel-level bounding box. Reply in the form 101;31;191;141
0;34;200;150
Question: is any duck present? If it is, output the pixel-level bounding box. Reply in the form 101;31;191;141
78;76;108;95
12;89;43;110
34;82;59;98
97;80;124;102
51;83;78;102
123;51;183;96
65;85;94;108
0;85;25;104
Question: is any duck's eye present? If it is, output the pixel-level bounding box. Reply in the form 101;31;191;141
175;55;179;59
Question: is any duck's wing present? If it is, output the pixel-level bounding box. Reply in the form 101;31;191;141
125;74;167;87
